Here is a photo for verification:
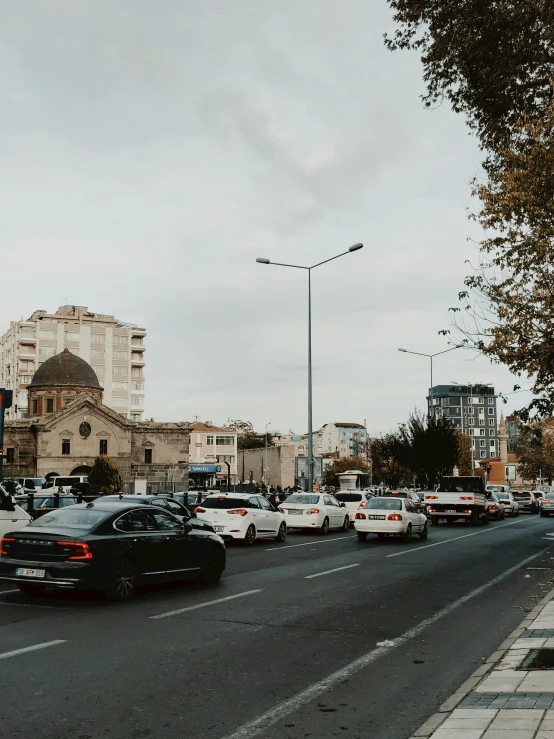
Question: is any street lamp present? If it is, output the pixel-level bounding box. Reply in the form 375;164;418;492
256;243;363;491
451;381;493;474
398;345;463;417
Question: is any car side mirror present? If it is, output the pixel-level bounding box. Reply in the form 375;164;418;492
339;502;346;508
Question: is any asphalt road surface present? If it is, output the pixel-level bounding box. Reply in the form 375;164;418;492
1;514;554;739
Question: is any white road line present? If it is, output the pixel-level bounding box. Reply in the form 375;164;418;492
304;563;361;580
0;601;73;610
387;517;538;559
219;546;553;739
149;589;264;620
0;589;20;595
265;535;355;552
0;640;66;661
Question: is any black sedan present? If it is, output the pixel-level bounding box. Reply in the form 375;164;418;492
100;494;215;533
0;501;226;600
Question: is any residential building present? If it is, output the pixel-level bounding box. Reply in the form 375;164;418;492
313;422;368;459
271;432;308;457
0;305;146;421
428;384;499;459
188;422;238;487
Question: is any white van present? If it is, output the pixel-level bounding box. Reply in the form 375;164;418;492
42;476;88;493
0;485;31;540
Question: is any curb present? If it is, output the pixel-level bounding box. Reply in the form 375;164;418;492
407;581;554;738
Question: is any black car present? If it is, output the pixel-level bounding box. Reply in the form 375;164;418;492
100;495;215;533
0;501;226;600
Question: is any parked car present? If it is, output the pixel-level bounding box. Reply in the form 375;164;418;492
487;494;506;521
0;487;31;540
100;494;215;533
381;489;427;515
354;497;428;542
540;493;554;517
495;492;520;517
279;493;349;534
333;492;373;526
512;490;539;513
42;476;88;493
195;493;287;545
17;478;45;491
0;500;226;599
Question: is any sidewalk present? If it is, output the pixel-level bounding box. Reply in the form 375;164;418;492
409;585;554;739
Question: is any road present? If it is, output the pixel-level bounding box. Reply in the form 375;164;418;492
1;514;553;739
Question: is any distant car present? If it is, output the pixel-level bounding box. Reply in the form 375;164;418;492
195;493;287;545
354;497;428;542
17;478;45;491
333;492;373;526
540;494;554;517
0;501;226;599
381;489;427;514
487;494;506;521
100;494;215;534
512;490;539;514
279;493;350;534
495;492;519;517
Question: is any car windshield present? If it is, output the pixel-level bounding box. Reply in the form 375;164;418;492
285;495;320;505
31;507;106;529
202;497;252;509
334;493;363;502
366;499;402;511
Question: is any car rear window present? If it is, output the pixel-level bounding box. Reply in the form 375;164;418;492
285;495;320;505
382;491;407;498
31;507;106;529
334;493;363;502
513;492;532;498
202;497;253;509
497;494;510;500
545;495;554;500
366;499;402;511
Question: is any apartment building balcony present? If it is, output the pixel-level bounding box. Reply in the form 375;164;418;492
19;337;36;346
131;381;145;392
131;329;147;338
130;357;145;367
18;349;36;360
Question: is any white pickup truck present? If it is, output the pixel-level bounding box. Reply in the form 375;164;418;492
0;484;31;541
425;476;488;526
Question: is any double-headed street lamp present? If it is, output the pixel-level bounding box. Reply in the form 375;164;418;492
398;345;463;417
256;243;363;491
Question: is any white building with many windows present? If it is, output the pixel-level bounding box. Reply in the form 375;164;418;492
0;305;146;421
188;422;238;487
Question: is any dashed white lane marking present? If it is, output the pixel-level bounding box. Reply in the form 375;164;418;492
0;589;20;595
0;640;66;661
265;535;355;552
387;517;539;558
304;563;361;579
149;589;264;620
0;601;73;610
219;546;553;739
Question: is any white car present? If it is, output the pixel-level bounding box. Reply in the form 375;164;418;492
333;492;373;526
540;493;554;517
354;496;428;542
279;493;350;533
194;493;286;545
496;492;520;517
0;492;31;541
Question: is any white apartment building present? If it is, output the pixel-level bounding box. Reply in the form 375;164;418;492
188;422;238;486
314;422;368;459
0;305;146;421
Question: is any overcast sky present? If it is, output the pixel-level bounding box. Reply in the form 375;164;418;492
0;0;533;435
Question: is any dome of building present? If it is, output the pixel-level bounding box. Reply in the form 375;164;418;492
30;349;101;389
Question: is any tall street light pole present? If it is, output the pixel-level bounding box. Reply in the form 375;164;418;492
257;243;363;492
398;346;463;417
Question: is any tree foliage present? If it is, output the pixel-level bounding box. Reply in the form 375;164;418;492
223;419;274;450
399;412;459;488
322;456;371;488
514;421;554;483
88;455;123;495
369;434;412;489
457;431;473;476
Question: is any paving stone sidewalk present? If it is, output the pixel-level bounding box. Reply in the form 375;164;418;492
408;588;554;739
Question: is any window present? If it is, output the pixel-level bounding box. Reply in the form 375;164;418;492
131;396;143;407
39;346;55;357
131;352;143;361
488;398;494;404
480;451;487;458
112;397;127;407
91;349;105;360
130;413;141;421
144;448;152;464
46;398;54;414
166;499;188;516
131;367;142;378
114;351;128;360
91;333;105;344
489;419;495;426
206;435;214;445
6;448;15;464
488;408;494;415
112;382;128;391
478;397;484;404
99;439;108;455
480;440;486;447
20;328;35;338
113;335;128;346
257;496;273;511
490;440;496;448
64;331;79;343
479;419;485;426
19;375;32;385
32;399;38;415
215;436;233;446
467;407;474;415
40;329;55;340
92;365;105;376
248;497;261;509
113;366;128;377
150;510;182;530
115;510;156;533
62;439;71;455
479;429;486;436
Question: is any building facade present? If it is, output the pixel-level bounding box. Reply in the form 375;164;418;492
3;350;188;489
188;422;238;487
0;305;146;421
428;384;499;459
314;423;368;459
238;446;297;488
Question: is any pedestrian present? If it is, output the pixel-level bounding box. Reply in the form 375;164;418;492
57;485;64;494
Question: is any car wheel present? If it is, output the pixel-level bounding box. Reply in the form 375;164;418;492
402;523;412;542
419;523;428;540
104;558;136;601
17;583;46;597
243;524;256;546
274;522;287;542
200;550;225;584
341;515;350;531
357;531;368;541
320;517;330;535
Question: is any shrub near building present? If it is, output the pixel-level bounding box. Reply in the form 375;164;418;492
88;455;123;495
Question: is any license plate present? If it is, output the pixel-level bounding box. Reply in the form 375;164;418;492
445;509;456;513
367;515;385;520
213;526;224;532
16;568;45;578
287;510;302;515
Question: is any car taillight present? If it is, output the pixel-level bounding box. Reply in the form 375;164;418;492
355;513;366;519
57;541;93;560
194;507;206;513
358;503;366;509
388;514;402;521
278;507;284;513
227;509;249;516
489;505;497;510
464;509;473;514
0;537;15;556
428;508;437;513
306;508;320;515
541;499;548;505
426;496;438;500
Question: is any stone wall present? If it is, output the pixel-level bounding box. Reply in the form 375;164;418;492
238;446;296;488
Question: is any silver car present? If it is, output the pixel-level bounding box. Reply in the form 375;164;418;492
495;492;520;517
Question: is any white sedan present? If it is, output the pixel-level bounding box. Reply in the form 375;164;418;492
279;493;350;533
540;493;554;517
496;492;520;517
194;493;286;545
354;496;428;542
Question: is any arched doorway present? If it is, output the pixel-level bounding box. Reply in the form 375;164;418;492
45;472;60;479
70;465;92;476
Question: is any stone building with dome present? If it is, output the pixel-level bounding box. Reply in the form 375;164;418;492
3;349;189;488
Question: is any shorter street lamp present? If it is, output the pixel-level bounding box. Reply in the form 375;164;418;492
398;345;463;417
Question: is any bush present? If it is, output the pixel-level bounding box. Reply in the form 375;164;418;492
88;455;123;495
